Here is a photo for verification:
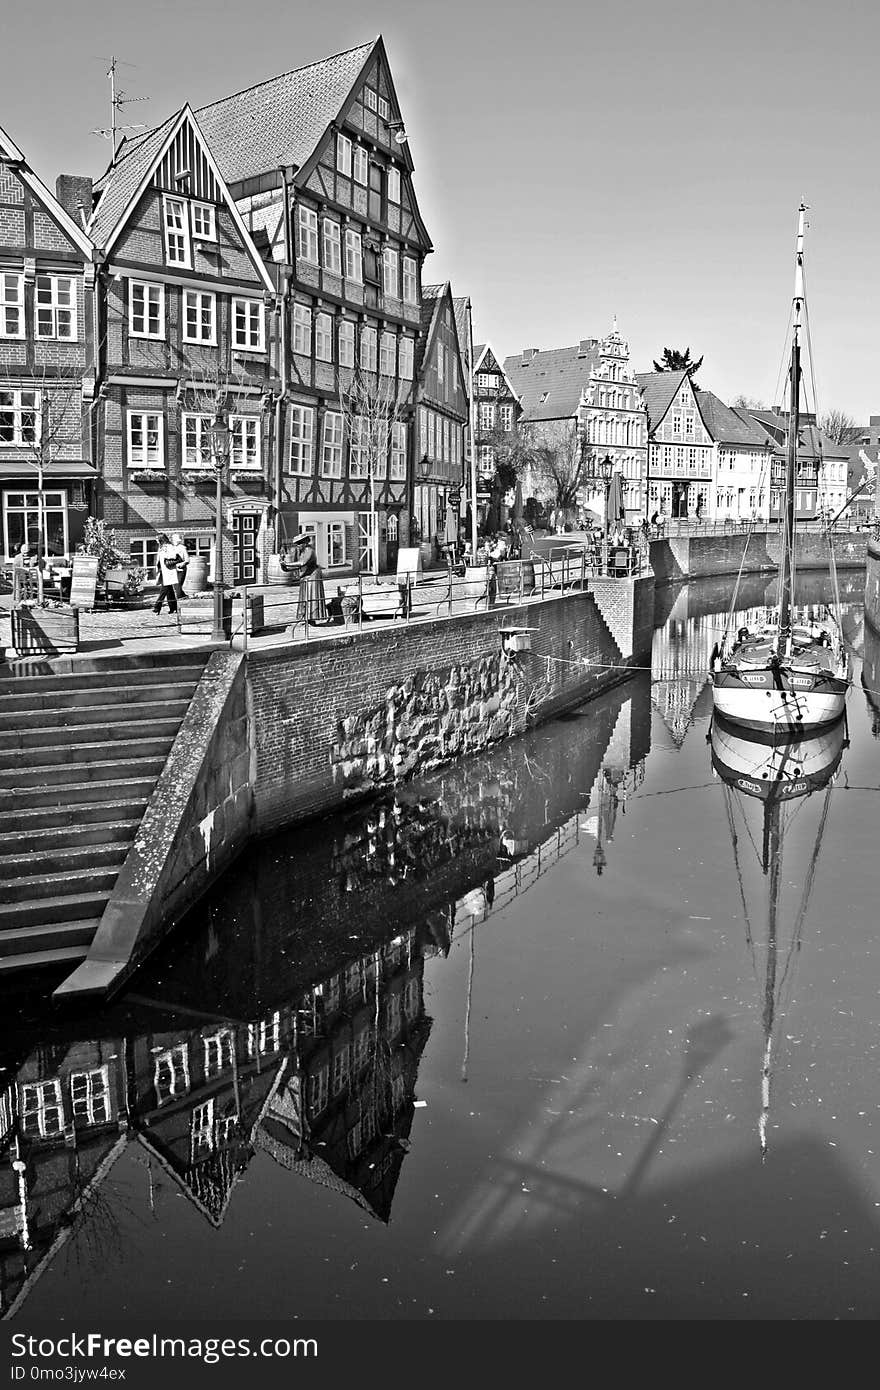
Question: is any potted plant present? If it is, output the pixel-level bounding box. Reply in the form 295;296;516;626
11;598;79;654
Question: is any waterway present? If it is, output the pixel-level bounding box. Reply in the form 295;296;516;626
3;569;879;1321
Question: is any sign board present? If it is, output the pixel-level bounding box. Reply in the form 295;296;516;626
449;489;461;506
396;547;423;580
69;553;100;610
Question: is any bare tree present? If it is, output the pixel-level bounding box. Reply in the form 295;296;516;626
528;421;593;513
483;424;539;493
336;365;411;575
731;394;769;411
818;409;863;446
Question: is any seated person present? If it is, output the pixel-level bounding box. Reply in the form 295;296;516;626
488;533;510;562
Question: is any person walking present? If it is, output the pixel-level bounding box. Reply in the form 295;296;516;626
153;533;181;614
293;532;327;626
171;533;189;598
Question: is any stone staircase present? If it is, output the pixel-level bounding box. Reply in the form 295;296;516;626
0;652;207;977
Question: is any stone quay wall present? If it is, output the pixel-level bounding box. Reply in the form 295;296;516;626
865;538;880;633
248;576;655;834
649;529;868;585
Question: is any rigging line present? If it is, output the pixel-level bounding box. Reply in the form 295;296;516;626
723;782;758;975
772;302;795;415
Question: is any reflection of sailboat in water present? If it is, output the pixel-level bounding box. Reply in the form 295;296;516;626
710;712;847;1157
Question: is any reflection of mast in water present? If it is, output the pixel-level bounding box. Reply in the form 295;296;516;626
710;713;846;1158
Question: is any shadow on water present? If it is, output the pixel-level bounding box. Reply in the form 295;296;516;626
1;573;878;1319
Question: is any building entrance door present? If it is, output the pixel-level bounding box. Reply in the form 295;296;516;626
231;511;259;584
672;481;690;518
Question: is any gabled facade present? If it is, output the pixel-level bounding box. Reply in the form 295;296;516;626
88;105;277;582
506;326;647;524
745;409;830;521
697;392;774;521
198;36;433;575
472;343;521;495
413;282;468;563
0;123;96;561
635;370;713;520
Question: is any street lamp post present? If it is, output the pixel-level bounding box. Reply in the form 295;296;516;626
599;453;614;564
209;409;231;643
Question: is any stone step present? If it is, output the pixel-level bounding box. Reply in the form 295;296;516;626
0;892;109;932
0;942;91;975
0;716;183;751
0;921;98;963
0;755;166;790
7;818;139;855
0;841;129;881
0;865;119;905
0;799;147;833
0;663;207;697
0;777;156;809
1;649;207;678
0;680;200;715
0;699;191;732
0;735;173;772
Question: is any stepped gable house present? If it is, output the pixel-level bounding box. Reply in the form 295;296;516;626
86;105;277;582
0;123;97;563
412;282;469;565
505;325;647;524
196;36;433;576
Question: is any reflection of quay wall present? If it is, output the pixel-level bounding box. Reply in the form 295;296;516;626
650;530;868;585
249;581;655;832
865;539;880;635
863;598;880;736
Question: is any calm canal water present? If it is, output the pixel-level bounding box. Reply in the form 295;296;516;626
4;569;880;1321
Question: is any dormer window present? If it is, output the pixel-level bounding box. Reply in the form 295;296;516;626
539;391;550;405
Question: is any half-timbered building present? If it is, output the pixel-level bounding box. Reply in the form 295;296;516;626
0;123;97;564
635;369;713;520
413;282;469;565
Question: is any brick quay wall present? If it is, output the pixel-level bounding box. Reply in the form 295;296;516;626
650;529;868;585
865;538;880;634
247;576;655;834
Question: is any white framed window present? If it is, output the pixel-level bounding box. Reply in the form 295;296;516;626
20;1079;64;1138
232;298;264;351
398;337;414;380
288;404;314;475
390;421;406;480
387;166;401;204
163;195;191;266
327;520;347;566
377;95;390;120
336;133;352;177
353;146;368;185
315;311;333;362
128;411;164;468
0;273;24;338
360;325;377;373
191;1098;215;1162
203;1028;234;1079
70;1067;110;1125
191;202;216;240
3;488;66;559
0;389;39;446
35;275;75;340
183;289;216;345
182;412;214;469
323;219;342;274
349;414;370;478
379;330;396;376
381;246;399;297
402;256;418;305
230;415;260;470
321;410;344;477
479;402;495;430
499;403;513;431
292;302;312;356
308;1065;329;1118
129;280;164;339
338;319;355;368
364;87;378;112
296;204;319;263
153;1044;189;1103
344;228;362;283
437;344;445;387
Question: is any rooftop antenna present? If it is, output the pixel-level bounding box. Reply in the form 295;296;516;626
91;55;150;161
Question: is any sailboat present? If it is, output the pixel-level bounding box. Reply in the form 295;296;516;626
709;712;846;1156
710;206;851;735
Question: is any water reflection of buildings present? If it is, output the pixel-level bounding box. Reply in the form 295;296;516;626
863;615;880;737
0;672;653;1317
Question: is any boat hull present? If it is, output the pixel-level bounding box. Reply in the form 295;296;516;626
711;666;849;735
710;711;846;798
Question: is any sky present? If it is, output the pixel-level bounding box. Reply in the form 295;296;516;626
2;0;877;420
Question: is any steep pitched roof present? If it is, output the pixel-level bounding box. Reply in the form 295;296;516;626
504;343;599;421
0;121;93;259
451;297;471;365
193;40;376;184
634;370;690;432
696;390;772;447
473;341;520;402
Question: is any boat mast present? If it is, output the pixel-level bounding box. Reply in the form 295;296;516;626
780;205;806;640
759;794;781;1159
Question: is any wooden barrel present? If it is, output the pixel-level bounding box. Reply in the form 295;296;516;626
496;559;535;597
186;555;209;592
266;553;295;585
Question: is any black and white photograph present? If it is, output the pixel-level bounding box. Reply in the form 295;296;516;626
0;0;879;1356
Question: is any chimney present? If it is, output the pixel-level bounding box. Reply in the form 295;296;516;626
56;175;94;230
521;347;539;365
578;338;595;358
